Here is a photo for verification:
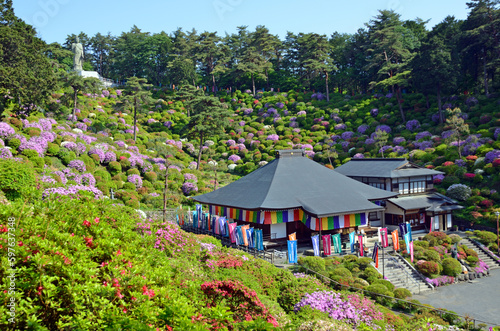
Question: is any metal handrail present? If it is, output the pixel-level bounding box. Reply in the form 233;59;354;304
464;237;500;265
394;251;435;290
298;265;499;329
385;254;421;294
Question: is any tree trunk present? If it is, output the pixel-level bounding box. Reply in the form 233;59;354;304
483;48;489;96
133;99;138;142
73;89;78;122
325;71;330;102
437;84;443;124
212;73;216;96
425;94;430;109
251;73;256;96
214;168;217;191
396;86;405;122
163;165;169;222
197;132;204;170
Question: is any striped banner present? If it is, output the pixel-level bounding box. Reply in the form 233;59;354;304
207;205;367;231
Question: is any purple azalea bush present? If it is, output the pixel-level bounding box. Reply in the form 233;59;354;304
67;160;86;173
127;174;143;189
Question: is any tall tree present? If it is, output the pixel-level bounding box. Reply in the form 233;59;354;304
182;95;230;169
250;26;280;89
121;77;153;142
169;28;198;86
412;16;462;123
365;10;420;122
61;72;102;121
89;32;114;77
111;26;150;80
0;0;56;115
195;31;228;94
460;0;500;95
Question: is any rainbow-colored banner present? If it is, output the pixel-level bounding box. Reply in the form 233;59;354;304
207;205;366;231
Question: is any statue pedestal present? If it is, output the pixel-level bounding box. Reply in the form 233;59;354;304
75;70;116;88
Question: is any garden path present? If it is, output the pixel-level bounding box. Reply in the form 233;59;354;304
412;269;500;328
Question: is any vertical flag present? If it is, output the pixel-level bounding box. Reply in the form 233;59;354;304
311;235;320;257
406;222;412;241
247;228;254;249
241;225;250;246
404;232;411;252
409;241;414;263
399;223;407;237
255;229;264;251
372;243;379;268
391;230;400;250
288;232;296;241
235;226;243;245
322;235;331;256
358;235;364;256
332;233;342;254
349;232;356;253
288;240;297;263
228;223;237;243
381;228;389;248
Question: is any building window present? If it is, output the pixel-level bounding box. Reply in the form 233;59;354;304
398;179;426;194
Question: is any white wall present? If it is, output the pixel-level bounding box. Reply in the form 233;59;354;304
271;223;287;239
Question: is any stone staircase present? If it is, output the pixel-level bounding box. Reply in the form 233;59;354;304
459;237;500;270
375;249;433;294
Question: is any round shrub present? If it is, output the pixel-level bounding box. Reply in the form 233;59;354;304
94;170;111;182
127;168;140;176
329;267;352;279
353;277;369;288
474;230;498;245
7;138;21;149
125;198;140;209
123;182;136;190
447;183;472;201
414;241;429;249
298;256;326;273
416;261;440;276
441;258;462;277
448;234;462;244
144;171;157;182
30;156;44;169
47;143;60;155
372;279;395;292
108;161;122;175
127;174;143;189
394;288;412;299
467;256;479;266
0;159;37;201
357;257;374;269
21;149;39;159
366;284;394;305
423;249;441;262
361;266;381;281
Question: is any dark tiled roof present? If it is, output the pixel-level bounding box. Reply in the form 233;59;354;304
387;193;463;212
192;150;398;218
335;158;443;178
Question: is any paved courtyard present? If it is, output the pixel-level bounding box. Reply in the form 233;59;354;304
412;269;500;327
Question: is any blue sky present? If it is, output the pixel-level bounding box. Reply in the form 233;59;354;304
12;0;471;44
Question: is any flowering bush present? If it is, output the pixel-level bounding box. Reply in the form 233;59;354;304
406;120;420;132
228;154;241;162
127;174;143;189
181;182;198;195
67;160;86;173
294;291;383;327
447;184;471;201
425;276;455;287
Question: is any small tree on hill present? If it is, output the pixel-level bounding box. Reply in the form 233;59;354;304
445;107;469;158
374;129;389;158
61;72;102;122
121;77;153;142
183;95;230;170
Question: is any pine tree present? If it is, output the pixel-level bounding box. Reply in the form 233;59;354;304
121;77;153;142
182;95;230;170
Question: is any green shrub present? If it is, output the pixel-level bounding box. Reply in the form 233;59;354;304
448;234;462;244
353;277;369;288
7;138;21;149
416;261;440;276
94;170;111;182
414;241;429;249
21;149;39;159
81;155;95;173
144;171;158;182
361;266;381;281
372;279;395;292
31;156;45;169
474;230;498;245
0;159;37;201
123;182;137;191
441;258;462;277
423;249;441;262
47;143;60;155
127;168;141;176
108;161;122;175
366;284;394;305
44;156;52;166
298;256;326;273
467;256;479;266
329;267;352;279
393;288;412;299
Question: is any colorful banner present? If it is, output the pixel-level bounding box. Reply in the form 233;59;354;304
380;228;389;248
406;222;412;240
404;232;411;252
218;217;226;236
228;223;237;243
288;240;297;264
372;243;379;268
332;233;342;254
358;235;364;257
312;235;320;257
288;232;296;241
247;228;254;249
349;232;356;253
241;225;250;246
235;226;243;245
322;235;331;256
391;230;400;251
255;229;264;251
399;223;407;237
207;205;366;231
409;241;414;263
